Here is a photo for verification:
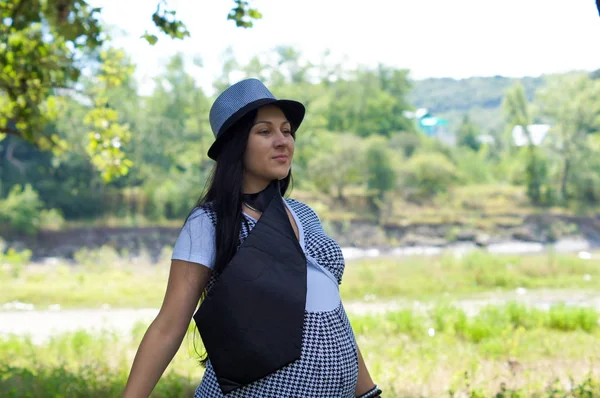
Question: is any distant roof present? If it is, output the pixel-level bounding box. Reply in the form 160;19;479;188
477;134;496;144
403;108;429;119
420;116;448;127
415;108;429;119
512;124;551;146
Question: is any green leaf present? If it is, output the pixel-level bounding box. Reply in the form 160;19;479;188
248;9;262;19
142;33;158;45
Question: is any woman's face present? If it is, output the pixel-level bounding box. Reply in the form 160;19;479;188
243;105;295;190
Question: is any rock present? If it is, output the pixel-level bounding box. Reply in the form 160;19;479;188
335;222;388;247
456;229;477;241
475;233;491;247
400;233;448;247
511;227;539;242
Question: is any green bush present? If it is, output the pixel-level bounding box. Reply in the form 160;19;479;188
0;185;43;234
0;248;32;278
384;309;427;338
548;304;599;332
454;146;495;184
365;137;397;199
388;131;421;158
72;245;123;272
146;178;197;220
430;304;468;335
399;152;460;199
39;208;65;230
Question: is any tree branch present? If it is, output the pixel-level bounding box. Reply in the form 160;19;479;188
10;0;28;29
0;125;24;139
4;139;26;175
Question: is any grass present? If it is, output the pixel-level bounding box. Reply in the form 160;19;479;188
2;249;600;309
1;304;600;397
3;247;600;396
341;249;600;301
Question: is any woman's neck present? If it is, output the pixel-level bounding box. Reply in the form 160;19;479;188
242;174;272;194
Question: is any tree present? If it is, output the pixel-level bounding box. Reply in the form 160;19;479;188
129;53;214;218
326;67;413;137
456;114;481;151
272;46;312;85
537;73;600;202
213;47;240;93
307;132;364;200
502;82;546;204
0;0;260;180
364;136;397;200
399;152;459;200
388;131;421;158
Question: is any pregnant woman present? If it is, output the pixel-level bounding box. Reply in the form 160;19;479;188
122;78;382;398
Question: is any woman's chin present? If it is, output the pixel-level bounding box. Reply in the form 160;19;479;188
269;171;290;181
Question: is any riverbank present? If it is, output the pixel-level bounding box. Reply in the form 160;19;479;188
1;215;598;262
2;185;600;261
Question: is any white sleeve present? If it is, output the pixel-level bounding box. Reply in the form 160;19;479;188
171;208;216;269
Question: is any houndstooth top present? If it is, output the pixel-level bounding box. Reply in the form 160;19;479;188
172;198;359;398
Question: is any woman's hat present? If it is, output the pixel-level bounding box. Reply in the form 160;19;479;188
207;78;306;160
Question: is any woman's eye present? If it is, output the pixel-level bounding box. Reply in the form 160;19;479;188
283;130;292;135
259;130;269;135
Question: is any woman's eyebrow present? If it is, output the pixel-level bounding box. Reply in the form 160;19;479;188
253;120;290;126
253;120;272;126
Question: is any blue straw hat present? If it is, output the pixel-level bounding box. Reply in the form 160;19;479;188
207;78;306;160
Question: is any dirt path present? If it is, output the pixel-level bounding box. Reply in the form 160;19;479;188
2;289;600;344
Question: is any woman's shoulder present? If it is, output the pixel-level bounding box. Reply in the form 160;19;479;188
185;203;217;225
285;198;322;223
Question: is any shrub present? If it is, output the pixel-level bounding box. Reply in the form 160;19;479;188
399;152;460;199
0;185;43;234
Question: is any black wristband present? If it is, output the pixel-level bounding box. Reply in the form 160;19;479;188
358;384;382;398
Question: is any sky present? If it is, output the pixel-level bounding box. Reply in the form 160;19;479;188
90;0;600;96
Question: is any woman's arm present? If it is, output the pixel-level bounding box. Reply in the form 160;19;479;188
355;344;378;396
122;259;211;398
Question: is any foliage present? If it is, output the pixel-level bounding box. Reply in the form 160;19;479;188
503;82;548;204
82;49;135;182
364;136;397;200
537;73;600;202
456;114;481;151
7;246;600;307
399;152;460;199
326;67;414;137
388;131;421;158
410;75;546;114
0;0;259;181
0;184;43;234
307;132;364;199
2;303;600;397
0;182;64;234
1;38;599;226
453;145;495;184
0;242;32;275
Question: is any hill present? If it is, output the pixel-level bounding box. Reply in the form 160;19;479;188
408;75;547;133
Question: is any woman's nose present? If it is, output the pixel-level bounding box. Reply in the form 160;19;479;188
273;130;289;146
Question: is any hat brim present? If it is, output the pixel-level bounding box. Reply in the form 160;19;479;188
207;98;305;160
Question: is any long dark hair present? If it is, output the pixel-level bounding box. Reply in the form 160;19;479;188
190;106;295;366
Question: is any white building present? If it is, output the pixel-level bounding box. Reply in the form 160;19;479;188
512;124;551;147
